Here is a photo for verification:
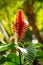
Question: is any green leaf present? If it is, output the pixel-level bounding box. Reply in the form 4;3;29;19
25;45;36;65
20;42;31;47
37;50;43;60
34;43;43;48
0;44;10;52
7;53;24;65
2;61;15;65
0;43;15;52
0;53;24;65
36;50;43;65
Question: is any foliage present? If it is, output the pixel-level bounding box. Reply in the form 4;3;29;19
0;42;43;65
24;45;36;65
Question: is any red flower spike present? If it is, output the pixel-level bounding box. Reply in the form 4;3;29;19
13;10;28;39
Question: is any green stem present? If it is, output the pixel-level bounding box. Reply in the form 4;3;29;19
15;53;17;65
19;50;21;65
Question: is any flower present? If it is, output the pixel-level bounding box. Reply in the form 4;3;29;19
13;10;28;39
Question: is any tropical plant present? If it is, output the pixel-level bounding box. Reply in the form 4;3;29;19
0;0;43;65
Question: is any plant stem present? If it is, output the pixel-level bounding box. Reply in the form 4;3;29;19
19;50;21;65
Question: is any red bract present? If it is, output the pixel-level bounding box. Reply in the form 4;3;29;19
13;10;28;39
